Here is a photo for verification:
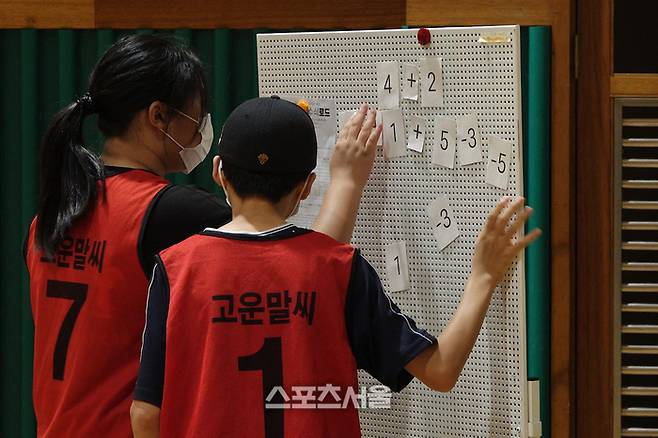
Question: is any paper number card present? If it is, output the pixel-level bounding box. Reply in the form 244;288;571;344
456;113;483;165
486;136;512;189
431;116;457;169
378;61;400;110
426;195;460;251
385;241;411;292
420;57;444;108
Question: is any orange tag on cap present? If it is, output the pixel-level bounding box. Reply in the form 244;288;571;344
297;99;310;113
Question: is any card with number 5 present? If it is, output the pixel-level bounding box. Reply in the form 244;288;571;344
486;135;513;189
432;116;457;168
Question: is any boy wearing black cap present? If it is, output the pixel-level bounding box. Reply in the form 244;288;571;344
131;97;540;437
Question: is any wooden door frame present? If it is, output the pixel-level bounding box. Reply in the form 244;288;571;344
575;0;614;436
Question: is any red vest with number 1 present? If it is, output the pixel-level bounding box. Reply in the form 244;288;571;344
159;229;362;438
25;170;169;438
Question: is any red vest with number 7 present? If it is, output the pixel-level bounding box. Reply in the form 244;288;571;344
159;230;362;438
25;170;169;438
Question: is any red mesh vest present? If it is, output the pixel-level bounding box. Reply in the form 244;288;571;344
159;230;362;438
26;170;169;437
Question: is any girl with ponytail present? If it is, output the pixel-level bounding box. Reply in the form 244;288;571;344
24;33;382;437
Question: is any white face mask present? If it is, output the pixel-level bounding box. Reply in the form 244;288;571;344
218;159;232;207
288;178;310;219
161;111;213;174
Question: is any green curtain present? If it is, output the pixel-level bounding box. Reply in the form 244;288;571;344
0;29;260;437
522;26;552;438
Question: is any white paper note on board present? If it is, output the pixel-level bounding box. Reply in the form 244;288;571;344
401;64;420;101
486;135;513;189
407;115;426;153
419;57;444;108
385;241;411;292
382;109;407;159
282;96;337;158
456;113;483;165
377;61;400;110
431;116;457;169
338;110;354;132
427;195;460;251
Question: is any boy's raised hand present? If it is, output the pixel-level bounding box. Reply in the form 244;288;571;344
472;197;542;288
312;104;382;243
331;103;382;188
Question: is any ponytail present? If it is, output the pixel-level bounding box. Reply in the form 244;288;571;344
35;94;104;257
35;34;209;256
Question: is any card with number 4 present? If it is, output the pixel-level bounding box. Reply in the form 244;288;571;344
377;61;399;110
385;241;410;292
486;136;513;189
426;195;460;251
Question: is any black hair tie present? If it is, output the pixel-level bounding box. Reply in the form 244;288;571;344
76;93;96;115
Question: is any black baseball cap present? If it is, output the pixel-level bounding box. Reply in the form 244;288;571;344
217;96;317;174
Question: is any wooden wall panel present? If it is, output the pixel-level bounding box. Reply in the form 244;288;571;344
0;0;94;28
409;2;576;438
611;74;658;97
94;0;405;29
407;0;553;26
575;0;613;437
546;5;577;438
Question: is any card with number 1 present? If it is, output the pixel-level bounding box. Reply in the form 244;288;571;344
385;241;410;292
382;109;406;159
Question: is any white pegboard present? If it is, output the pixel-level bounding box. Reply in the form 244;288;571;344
257;26;527;438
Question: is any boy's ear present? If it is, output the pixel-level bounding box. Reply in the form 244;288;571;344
147;101;169;131
212;156;222;186
300;173;316;200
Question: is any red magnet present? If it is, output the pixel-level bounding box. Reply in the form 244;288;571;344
417;28;431;46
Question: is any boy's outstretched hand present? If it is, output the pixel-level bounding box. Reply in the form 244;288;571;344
472;196;543;289
406;197;541;392
312;104;382;243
